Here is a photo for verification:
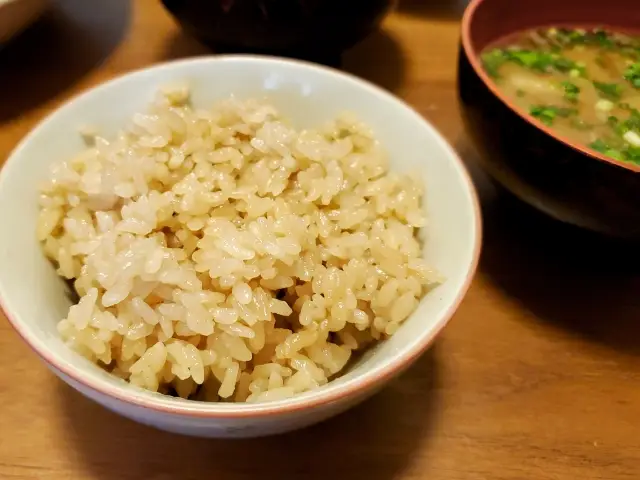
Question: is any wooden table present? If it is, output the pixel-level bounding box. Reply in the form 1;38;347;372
2;1;640;478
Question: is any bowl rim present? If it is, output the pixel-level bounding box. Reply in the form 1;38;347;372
461;0;640;174
0;54;482;418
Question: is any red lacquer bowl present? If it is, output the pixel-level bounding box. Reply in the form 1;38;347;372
458;0;640;238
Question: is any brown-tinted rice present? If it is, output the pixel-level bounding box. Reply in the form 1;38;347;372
36;86;441;403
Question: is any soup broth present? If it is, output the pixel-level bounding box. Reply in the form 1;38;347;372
481;27;640;166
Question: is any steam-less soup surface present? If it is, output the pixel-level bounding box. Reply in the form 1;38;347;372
481;27;640;166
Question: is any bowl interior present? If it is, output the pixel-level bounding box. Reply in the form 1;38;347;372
0;57;479;412
462;0;640;173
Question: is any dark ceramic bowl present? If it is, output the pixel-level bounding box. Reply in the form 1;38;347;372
458;0;640;238
161;0;397;64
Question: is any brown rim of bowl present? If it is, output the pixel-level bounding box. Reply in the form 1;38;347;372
0;55;483;419
461;0;640;174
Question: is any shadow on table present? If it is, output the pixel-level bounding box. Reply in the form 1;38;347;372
473;165;640;355
0;0;130;125
396;0;470;20
163;28;406;94
57;347;441;480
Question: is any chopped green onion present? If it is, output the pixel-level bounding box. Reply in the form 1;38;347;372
590;138;640;164
625;146;640;164
610;107;640;136
589;139;624;160
561;81;580;102
625;108;640;131
623;62;640;88
481;49;509;78
508;50;547;69
481;48;585;77
552;28;587;45
593;81;623;99
591;29;615;48
529;105;576;125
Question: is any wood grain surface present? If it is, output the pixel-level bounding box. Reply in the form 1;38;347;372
1;1;640;479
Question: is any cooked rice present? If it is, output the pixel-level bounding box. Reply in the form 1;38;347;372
36;86;441;403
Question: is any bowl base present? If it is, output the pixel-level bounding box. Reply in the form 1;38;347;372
479;160;640;239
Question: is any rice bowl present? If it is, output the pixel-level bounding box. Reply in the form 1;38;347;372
0;56;481;437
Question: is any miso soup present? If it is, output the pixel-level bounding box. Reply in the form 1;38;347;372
481;27;640;166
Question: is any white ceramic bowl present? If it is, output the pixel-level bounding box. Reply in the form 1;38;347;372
0;56;481;438
0;0;47;44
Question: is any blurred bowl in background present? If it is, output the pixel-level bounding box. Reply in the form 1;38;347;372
160;0;397;64
457;0;640;238
0;0;48;44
